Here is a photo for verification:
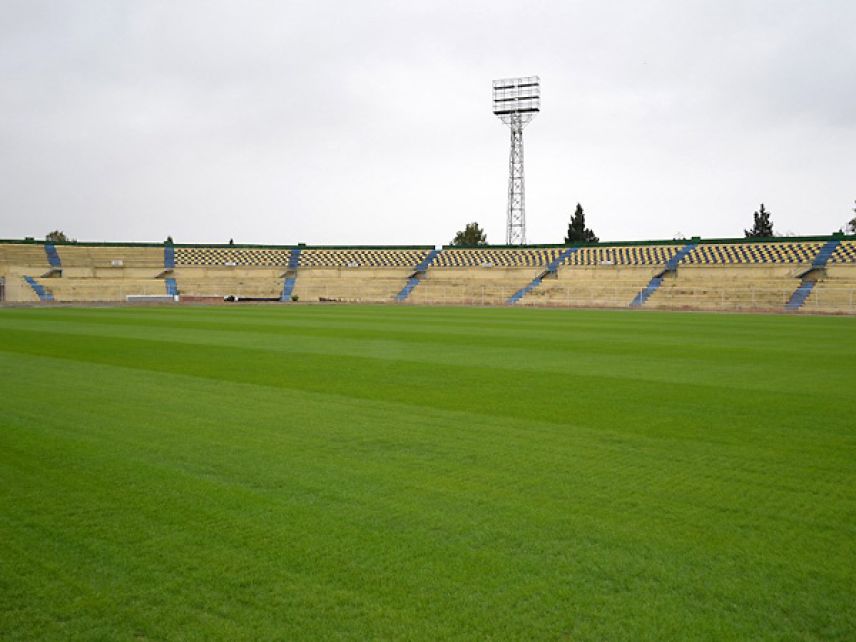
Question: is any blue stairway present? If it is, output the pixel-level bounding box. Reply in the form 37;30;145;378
414;249;441;273
785;239;840;311
165;277;178;296
164;245;175;269
396;249;441;302
630;242;696;308
786;281;816;310
281;277;297;301
508;248;578;304
811;238;840;268
281;248;301;301
396;276;421;302
630;276;665;308
44;243;61;268
24;276;54;302
665;242;697;271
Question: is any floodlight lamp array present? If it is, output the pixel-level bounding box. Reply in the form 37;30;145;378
492;76;540;116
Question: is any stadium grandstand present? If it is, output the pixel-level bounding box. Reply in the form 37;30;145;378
1;235;855;313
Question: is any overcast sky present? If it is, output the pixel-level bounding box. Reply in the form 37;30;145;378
1;0;854;246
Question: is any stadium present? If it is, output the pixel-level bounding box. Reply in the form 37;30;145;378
2;234;856;311
2;3;855;641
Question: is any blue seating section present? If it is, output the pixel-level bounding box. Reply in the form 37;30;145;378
164;245;176;269
165;277;178;296
24;276;54;302
44;243;61;268
288;248;301;270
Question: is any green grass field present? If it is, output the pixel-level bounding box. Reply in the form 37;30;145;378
1;304;854;640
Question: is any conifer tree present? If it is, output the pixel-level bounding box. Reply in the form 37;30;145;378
744;204;774;238
564;204;598;243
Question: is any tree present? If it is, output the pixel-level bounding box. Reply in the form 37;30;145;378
564;203;598;243
165;236;174;244
45;230;73;243
744;203;774;238
451;222;487;246
848;200;856;234
229;238;234;245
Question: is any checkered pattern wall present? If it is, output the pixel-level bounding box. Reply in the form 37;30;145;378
681;242;823;265
433;249;565;267
175;248;291;267
565;246;680;266
298;250;431;268
829;241;856;263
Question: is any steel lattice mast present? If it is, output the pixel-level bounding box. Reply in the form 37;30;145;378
493;77;540;245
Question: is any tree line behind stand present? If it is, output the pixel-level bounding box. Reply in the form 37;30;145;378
34;202;856;248
450;201;856;246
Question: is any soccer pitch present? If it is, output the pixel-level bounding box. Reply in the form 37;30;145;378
1;305;854;640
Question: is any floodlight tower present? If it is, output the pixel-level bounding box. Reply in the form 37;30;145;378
493;76;540;245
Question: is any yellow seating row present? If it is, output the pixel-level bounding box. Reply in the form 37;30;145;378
681;242;822;264
829;240;856;263
298;249;431;268
433;249;565;267
176;247;291;267
565;246;680;266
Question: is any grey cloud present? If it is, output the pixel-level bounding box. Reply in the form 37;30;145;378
1;0;854;245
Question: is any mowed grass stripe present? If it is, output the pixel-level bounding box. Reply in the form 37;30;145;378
1;305;854;640
0;308;851;402
1;325;851;456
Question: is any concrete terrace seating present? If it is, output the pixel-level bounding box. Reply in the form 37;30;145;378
293;267;414;303
648;265;799;311
172;267;285;299
43;278;171;302
0;244;51;274
407;267;541;305
521;265;661;308
803;265;856;313
57;246;163;269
